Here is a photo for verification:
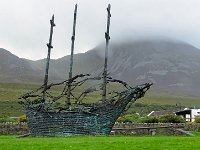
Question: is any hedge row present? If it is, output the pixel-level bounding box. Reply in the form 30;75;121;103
117;114;186;123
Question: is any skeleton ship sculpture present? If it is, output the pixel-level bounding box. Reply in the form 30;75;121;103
20;4;152;137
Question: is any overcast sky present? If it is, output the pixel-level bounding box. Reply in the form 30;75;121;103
1;0;200;60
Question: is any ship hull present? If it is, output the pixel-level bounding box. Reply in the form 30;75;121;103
26;89;137;136
27;110;113;136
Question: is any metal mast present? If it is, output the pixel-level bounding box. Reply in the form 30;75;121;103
66;4;78;107
43;15;56;100
102;4;111;101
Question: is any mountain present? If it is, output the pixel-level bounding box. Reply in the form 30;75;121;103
81;39;200;97
1;39;200;97
107;40;200;97
32;49;103;80
0;48;42;83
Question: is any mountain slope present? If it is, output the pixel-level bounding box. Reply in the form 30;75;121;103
106;40;200;97
1;39;200;97
32;48;103;80
0;48;44;83
108;40;200;89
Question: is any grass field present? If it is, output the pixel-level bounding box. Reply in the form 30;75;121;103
1;134;200;150
0;82;200;117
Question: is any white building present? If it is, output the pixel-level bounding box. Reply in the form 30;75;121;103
175;108;200;122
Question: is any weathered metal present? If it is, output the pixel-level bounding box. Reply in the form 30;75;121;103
21;79;152;136
67;4;78;108
102;4;111;101
43;15;56;100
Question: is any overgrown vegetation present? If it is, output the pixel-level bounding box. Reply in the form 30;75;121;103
141;116;159;123
195;116;200;123
117;114;186;123
18;114;27;122
117;114;141;123
159;115;186;123
0;117;17;123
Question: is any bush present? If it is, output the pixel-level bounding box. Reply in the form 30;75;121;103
140;115;185;123
195;116;200;123
159;115;185;123
141;117;159;123
0;117;17;123
18;114;27;122
117;113;186;123
117;114;140;123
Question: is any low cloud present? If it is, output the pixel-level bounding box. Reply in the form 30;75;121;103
0;0;200;60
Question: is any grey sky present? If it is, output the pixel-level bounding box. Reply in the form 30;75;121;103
0;0;200;60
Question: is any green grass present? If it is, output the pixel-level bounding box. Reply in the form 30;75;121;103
0;83;39;101
0;117;17;123
0;135;200;150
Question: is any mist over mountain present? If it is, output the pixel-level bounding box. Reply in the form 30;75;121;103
1;39;200;97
